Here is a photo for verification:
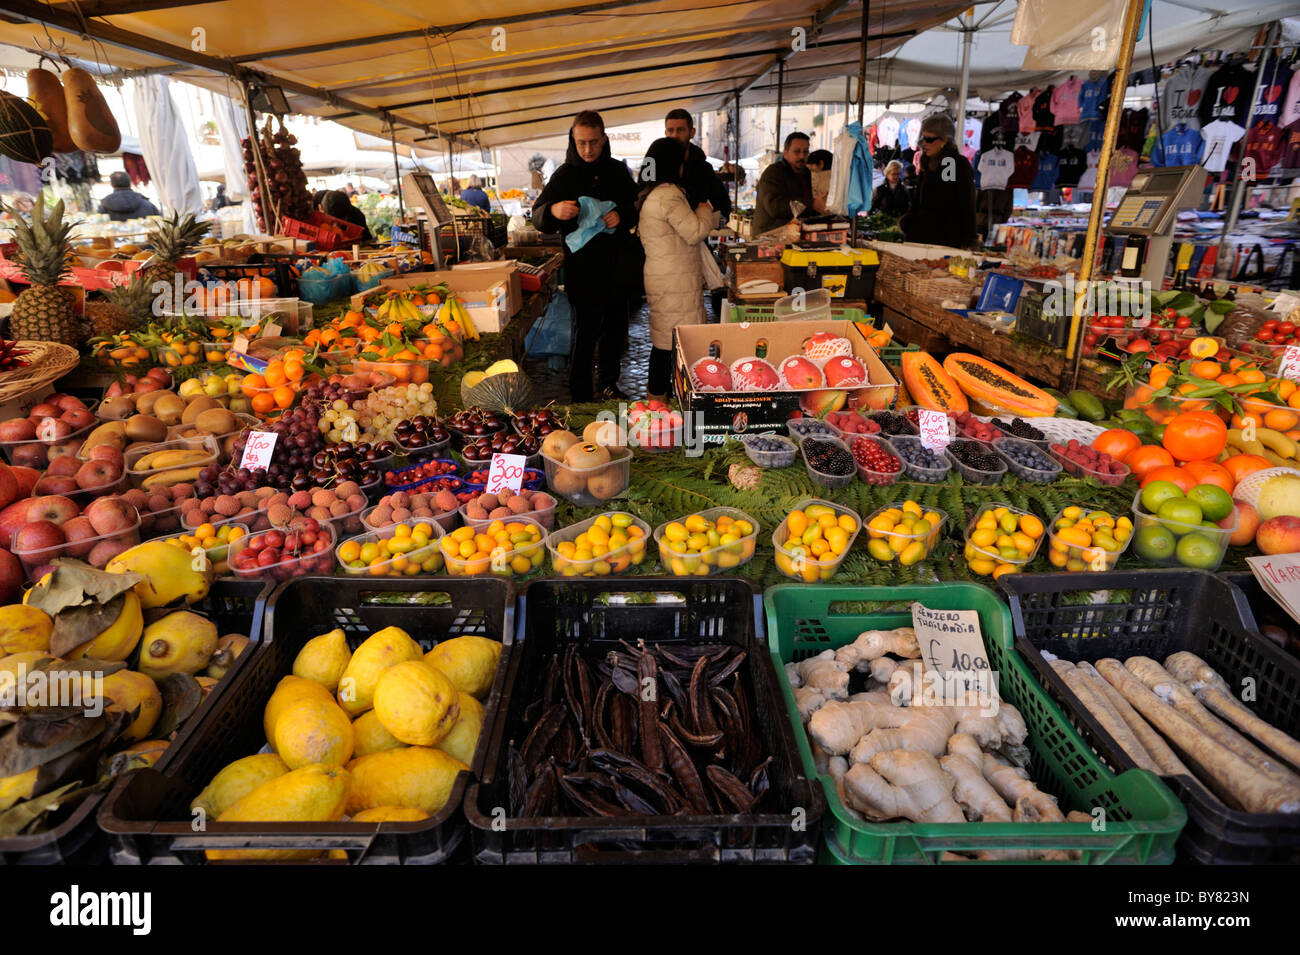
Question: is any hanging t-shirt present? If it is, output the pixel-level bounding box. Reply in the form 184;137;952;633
981;119;1009;153
1033;87;1056;129
1118;108;1149;151
977;148;1015;190
1055;146;1087;186
1031;152;1060;190
1018;91;1040;133
1087;121;1107;152
1009;146;1039;187
961;118;982;159
876;115;901;148
896;122;910;151
1251;62;1292;125
1062;122;1091;150
999;93;1022;135
1077;149;1102;190
1283;128;1300;170
905;118;922;151
1283;69;1300;129
1199;62;1253;128
1014;131;1041;151
1079;73;1111;122
1199;119;1247;173
1153;124;1203;167
1051;77;1083;126
1244;120;1286;175
1161;64;1212;131
1109;147;1140;188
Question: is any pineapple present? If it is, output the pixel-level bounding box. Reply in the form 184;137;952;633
3;194;79;347
140;211;210;300
85;275;154;336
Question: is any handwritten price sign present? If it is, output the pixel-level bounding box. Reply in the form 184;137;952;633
911;603;998;701
1278;345;1300;382
485;453;526;494
239;430;278;472
917;409;951;452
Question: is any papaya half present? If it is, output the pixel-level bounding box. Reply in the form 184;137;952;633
900;351;968;413
63;67;121;153
942;353;1057;417
26;68;75;154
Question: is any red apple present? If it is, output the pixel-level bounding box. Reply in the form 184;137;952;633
28;403;60;420
83;496;138;535
9;465;40;497
1222;499;1258;548
13;520;65;557
0;495;79;545
0;418;36;442
135;379;164;394
76;459;122;491
778;355;824;390
10;443;48;470
0;547;21;603
55;395;86;414
32;475;79;496
145;367;171;383
61;516;99;558
60;408;96;430
46;455;81;478
88;445;125;469
1256;515;1300;555
31;418;73;441
0;463;16;511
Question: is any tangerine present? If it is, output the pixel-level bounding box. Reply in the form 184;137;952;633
241;373;266;397
273;385;296;409
1221;453;1272;483
1188;360;1222;380
250;392;276;415
1181;459;1235;494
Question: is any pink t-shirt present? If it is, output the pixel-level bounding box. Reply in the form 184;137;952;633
1051;77;1084;126
1018;90;1040;133
1109;147;1140;188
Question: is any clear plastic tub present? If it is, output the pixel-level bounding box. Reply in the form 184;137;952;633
458;493;558;532
653;507;759;576
228;521;337;582
384;459;461;492
11;505;141;579
352;358;433;386
785;418;837;445
773;287;832;321
446;418;508;451
985;416;1050;450
993;436;1061;483
361;499;460;534
547;512;652;577
1129;490;1236;572
863;503;948;564
460;467;545;494
335;521;446;576
799;435;855;489
156;523;248;576
1047;445;1129;486
543;446;632;506
124;435;220;489
884;436;952;483
945;438;1006;485
392;435;451;464
850;435;903;486
62;472;130;506
1046;506;1133;572
440;517;547;577
771;498;861;583
962;503;1045;576
741;432;798;468
0;415;101;469
183;503;272;533
138;501;186;538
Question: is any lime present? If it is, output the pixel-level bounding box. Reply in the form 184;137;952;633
1141;480;1184;514
1157;498;1203;528
1187;484;1233;522
1134;524;1176;562
1175;532;1221;570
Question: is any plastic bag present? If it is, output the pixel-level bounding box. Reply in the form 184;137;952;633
525;287;573;358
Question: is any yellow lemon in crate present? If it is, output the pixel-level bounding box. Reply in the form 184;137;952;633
435;692;485;766
337;626;423;717
352;710;408;758
345;746;468;816
351;806;429;823
210;764;351;861
264;675;335;746
274;697;356;769
373;660;459;746
191;753;289;820
293;628;352;693
423;636;501;699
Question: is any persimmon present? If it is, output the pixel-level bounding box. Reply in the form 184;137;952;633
1093;428;1142;462
1162;410;1228;462
1141;464;1193;493
1125;445;1176;479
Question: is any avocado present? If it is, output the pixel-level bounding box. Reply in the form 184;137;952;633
1044;389;1077;418
1067;389;1106;422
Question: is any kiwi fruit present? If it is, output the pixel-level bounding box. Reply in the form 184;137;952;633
181;396;222;424
124;414;168;443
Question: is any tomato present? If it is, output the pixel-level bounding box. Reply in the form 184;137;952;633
1126;338;1152;353
1257;329;1275;341
1126;445;1176;479
1157;329;1175;342
1093;428;1142;462
1162;410;1228;463
1263;320;1279;331
1084;332;1098;345
1279;322;1296;336
1175;316;1192;328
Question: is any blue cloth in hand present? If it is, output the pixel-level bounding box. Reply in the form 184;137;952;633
565;196;616;252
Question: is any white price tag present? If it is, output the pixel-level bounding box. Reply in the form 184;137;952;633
917;409;951;451
1278;345;1300;382
261;322;282;339
911;603;998;702
485;453;526;495
36;417;59;442
1247;554;1300;629
233;335;250;354
239;430;278;472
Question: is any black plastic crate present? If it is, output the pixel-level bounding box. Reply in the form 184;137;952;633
98;576;513;865
199;259;298;298
1;579;270;866
1221;571;1300;661
465;577;823;864
1000;570;1300;865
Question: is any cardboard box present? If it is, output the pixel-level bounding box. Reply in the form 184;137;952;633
673;319;897;444
350;268;522;333
451;261;524;316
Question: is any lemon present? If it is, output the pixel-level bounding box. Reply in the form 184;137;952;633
351;806;429;823
211;765;350;861
293;628;352;692
345;746;468;816
352;709;408;757
274;697;355;769
264;675;335;745
191;753;289;819
436;692;485;765
423;636;502;699
373;660;460;746
338;626;423;717
67;591;142;662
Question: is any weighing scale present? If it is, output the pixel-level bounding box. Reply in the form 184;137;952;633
400;172;455;269
1103;165;1205;287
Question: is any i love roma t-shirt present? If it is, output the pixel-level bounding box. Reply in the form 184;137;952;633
1160;64;1212;131
1199;63;1253;127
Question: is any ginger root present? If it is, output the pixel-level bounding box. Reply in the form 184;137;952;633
835;627;920;671
843;749;965;823
791;650;849;701
941;734;1012;822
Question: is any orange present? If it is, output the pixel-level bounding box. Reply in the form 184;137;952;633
423;342;443;361
1148;364;1174;389
251;392;276;415
1140;465;1193;493
384;322;402;337
1175;382;1200;396
1264;408;1298;431
1093;428;1142;463
1162;410;1228;462
1182;459;1235;494
273;385;295;409
1188;360;1222;380
264;363;287;388
360;326;380;342
284;359;304;381
410;295;426;307
1125;445;1176;479
1221;453;1272;484
1289;391;1300;410
1287;429;1300;443
1277;379;1297;401
1216;374;1241;388
241;373;266;397
1237;369;1266;384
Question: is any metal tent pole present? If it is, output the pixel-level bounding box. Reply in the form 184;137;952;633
775;60;785;150
389;118;404;219
733;90;741;215
956;12;973;147
852;0;870;244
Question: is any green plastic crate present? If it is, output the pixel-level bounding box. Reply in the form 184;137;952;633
765;583;1186;864
723;303;917;367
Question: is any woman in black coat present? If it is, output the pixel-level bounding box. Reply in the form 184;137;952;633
533;111;639;401
870;160;911;218
898;114;977;249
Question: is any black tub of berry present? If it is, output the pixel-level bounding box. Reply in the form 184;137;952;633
850;435;902;486
946;438;1007;485
868;411;918;438
1048;440;1130;486
993;436;1062;483
800;435;856;489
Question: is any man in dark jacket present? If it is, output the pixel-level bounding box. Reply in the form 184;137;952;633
98;171;159;221
534;110;639;401
753;132;822;235
664;108;730;223
319;189;373;243
899;114;976;249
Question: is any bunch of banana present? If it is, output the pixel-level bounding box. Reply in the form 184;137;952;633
375;291;423;323
131;448;213;489
1226;426;1298;468
439;295;478;342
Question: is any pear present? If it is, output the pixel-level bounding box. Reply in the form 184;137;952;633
137;611;217;680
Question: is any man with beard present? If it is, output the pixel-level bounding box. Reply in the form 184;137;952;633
753;131;821;234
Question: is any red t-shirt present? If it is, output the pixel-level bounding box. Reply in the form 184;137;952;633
1008;146;1039;187
1244;120;1286;175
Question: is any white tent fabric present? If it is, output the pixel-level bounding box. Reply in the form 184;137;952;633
213;92;257;234
133;75;202;216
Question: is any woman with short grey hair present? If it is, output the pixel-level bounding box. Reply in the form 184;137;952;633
870;160;910;217
898;112;976;248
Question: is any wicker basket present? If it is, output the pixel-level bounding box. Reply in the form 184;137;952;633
0;341;79;404
972;413;1105;446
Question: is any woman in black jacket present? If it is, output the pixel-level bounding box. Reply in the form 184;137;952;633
870;160;911;218
898;114;977;249
533;111;639;401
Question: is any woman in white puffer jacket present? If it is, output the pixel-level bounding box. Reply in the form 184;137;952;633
636;137;715;401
